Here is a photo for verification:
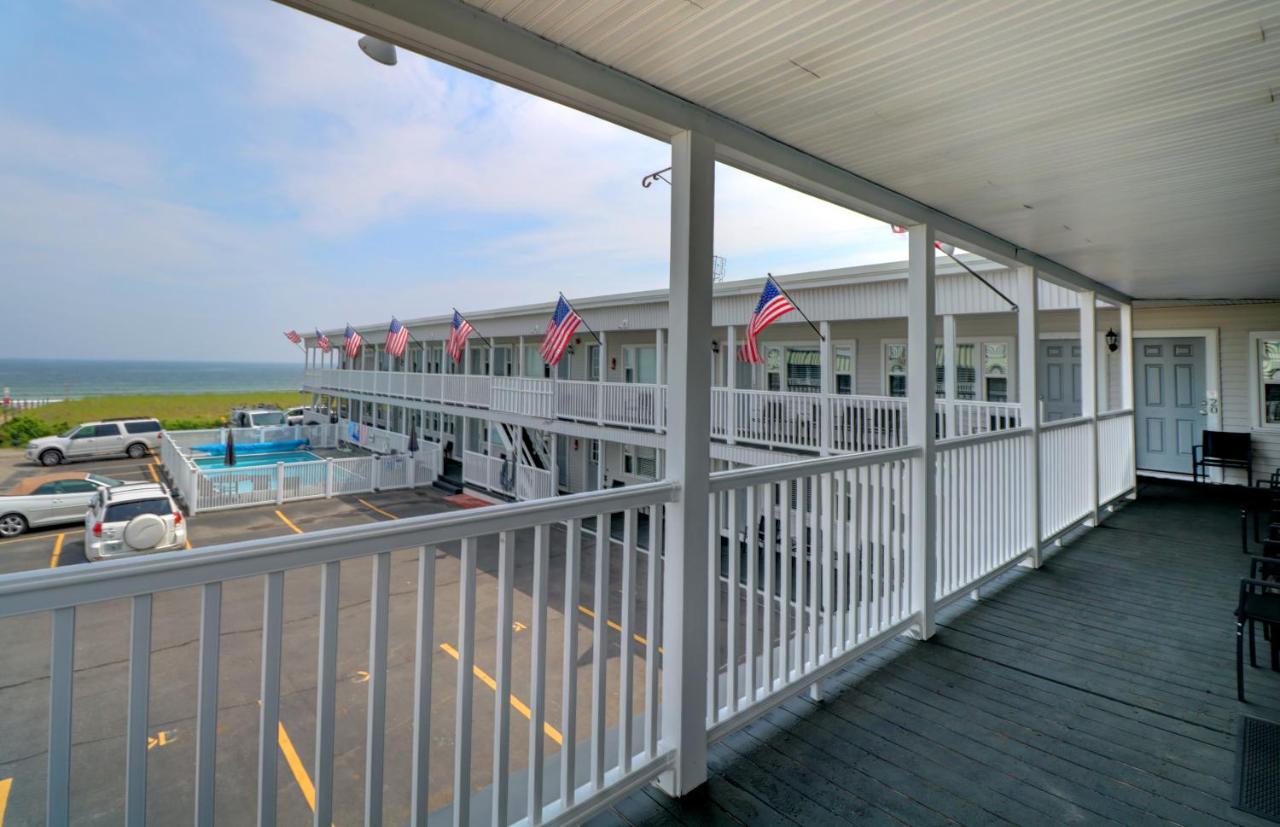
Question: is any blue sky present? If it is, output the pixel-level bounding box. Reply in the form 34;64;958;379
2;0;905;362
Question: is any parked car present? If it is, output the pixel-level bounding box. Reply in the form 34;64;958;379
25;418;164;467
228;407;287;428
0;472;125;537
85;483;186;561
284;406;307;425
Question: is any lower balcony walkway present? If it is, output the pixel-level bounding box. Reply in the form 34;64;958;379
602;479;1280;826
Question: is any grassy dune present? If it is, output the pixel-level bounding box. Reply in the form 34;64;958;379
1;391;309;445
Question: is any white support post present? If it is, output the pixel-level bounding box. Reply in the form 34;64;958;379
656;328;667;434
658;129;713;797
942;314;957;438
275;462;286;505
597;331;607;425
1016;267;1042;565
1119;302;1136;496
550;433;558;494
819;320;832;456
725;326;737;445
906;224;938;640
326;458;334;498
517;336;525;378
1079;290;1099;523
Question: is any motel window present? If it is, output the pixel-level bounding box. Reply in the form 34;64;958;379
984;343;1010;402
786;348;821;393
766;346;784;391
934;344;977;399
588;345;601;381
492;346;511;377
886;344;907;397
624;445;658;479
1257;334;1280;426
835;346;854;394
623;346;657;384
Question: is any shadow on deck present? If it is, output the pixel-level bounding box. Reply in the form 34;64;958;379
602;479;1280;826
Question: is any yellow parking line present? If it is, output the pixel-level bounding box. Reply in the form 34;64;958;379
577;604;660;651
439;643;563;745
0;776;11;825
184;537;192;550
274;511;304;535
356;498;398;520
276;721;317;812
49;534;65;569
146;462;160;484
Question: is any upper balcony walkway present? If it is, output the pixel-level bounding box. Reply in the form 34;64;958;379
602;478;1280;826
304;367;1023;455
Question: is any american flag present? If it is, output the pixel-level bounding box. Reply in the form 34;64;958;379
315;328;332;353
739;278;796;364
446;310;473;364
284;330;302;344
344;324;364;359
385;317;409;358
540;295;581;366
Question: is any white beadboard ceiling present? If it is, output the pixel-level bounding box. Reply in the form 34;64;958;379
289;0;1280;300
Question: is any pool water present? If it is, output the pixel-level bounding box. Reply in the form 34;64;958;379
194;451;321;469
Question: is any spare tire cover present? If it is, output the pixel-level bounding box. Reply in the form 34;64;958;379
124;514;167;550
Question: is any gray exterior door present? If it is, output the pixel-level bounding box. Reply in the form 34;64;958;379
1038;340;1081;422
1135;337;1206;474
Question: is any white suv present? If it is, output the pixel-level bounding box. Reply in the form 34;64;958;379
26;418;164;466
85;483;186;561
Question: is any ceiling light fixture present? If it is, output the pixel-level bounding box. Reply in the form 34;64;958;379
357;35;398;66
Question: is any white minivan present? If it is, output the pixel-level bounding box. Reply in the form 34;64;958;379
25;418;164;466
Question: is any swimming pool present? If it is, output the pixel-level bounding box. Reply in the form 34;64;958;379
194;450;321;469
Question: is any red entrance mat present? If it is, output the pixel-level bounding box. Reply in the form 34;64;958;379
444;493;493;509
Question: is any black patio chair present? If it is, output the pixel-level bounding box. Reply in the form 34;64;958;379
1250;469;1280;543
1193;430;1252;486
1236;562;1280;702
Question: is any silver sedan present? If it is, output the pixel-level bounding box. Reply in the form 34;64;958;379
0;473;124;537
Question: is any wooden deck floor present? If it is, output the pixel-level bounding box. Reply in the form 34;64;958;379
598;479;1280;826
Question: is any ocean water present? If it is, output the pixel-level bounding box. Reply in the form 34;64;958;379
0;359;304;400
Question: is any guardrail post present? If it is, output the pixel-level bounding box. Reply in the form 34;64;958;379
1079;290;1099;524
906;224;938;640
371;455;381;492
658;129;713;797
275;462;286;505
1016;267;1042;564
326;459;335;498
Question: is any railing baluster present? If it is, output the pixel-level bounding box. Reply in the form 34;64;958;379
453;537;478;827
559;520;580;808
365;552;391;827
745;485;758;702
492;531;515;826
795;477;807;672
589;511;610;790
528;525;550;824
257;572;284;827
779;480;790;682
125;594;152;827
726;483;738;712
410;547;436;827
644;506;662;758
762;483;775;694
313;561;341;826
618;509;637;773
195;582;222;827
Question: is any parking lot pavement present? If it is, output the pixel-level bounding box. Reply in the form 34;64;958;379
0;449;665;824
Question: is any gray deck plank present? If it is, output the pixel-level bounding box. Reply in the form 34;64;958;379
610;479;1280;825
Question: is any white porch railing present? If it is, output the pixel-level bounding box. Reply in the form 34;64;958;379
306;368;1024;454
704;446;922;739
0;480;677;827
1039;416;1095;539
1098;410;1136;504
935;428;1035;601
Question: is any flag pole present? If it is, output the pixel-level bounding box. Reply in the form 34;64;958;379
561;293;603;346
936;247;1018;311
765;274;824;340
454;308;495;350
